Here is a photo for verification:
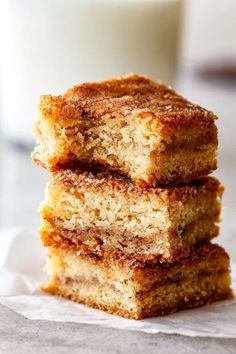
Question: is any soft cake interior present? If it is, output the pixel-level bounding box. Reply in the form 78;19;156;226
40;173;222;261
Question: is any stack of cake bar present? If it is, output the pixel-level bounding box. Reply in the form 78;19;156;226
32;74;232;319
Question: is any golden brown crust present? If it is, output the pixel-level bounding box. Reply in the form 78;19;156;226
43;281;233;320
130;243;230;280
61;74;217;125
40;227;189;263
32;153;218;187
43;284;233;320
50;167;223;200
37;74;217;141
40;223;218;264
43;283;142;320
47;243;229;274
38;74;217;126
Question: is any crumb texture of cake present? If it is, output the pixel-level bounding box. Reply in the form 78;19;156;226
43;243;233;320
32;74;218;186
40;169;223;262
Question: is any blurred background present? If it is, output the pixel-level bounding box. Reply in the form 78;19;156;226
0;0;235;254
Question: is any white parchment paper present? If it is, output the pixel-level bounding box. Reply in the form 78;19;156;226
0;210;236;338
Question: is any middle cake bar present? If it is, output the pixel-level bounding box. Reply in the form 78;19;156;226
40;168;223;262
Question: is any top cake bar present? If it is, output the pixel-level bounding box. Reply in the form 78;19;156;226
32;74;218;186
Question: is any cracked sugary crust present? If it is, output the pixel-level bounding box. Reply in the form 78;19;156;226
51;167;223;200
45;74;218;125
49;243;228;274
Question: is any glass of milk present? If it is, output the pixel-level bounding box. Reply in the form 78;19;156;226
0;0;182;146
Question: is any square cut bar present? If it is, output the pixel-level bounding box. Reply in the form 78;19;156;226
43;243;232;319
32;74;218;186
40;168;223;262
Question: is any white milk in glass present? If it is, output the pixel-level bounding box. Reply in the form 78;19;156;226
0;0;182;145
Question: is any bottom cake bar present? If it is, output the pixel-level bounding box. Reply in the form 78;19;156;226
43;243;233;320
